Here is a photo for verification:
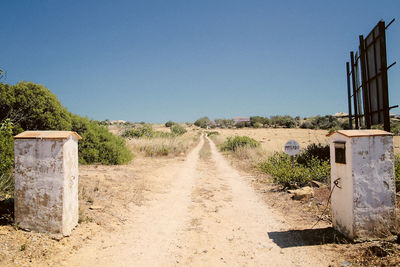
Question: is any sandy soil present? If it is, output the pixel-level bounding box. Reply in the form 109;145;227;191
36;134;344;267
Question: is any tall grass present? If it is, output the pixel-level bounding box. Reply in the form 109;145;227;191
0;173;14;198
128;133;200;157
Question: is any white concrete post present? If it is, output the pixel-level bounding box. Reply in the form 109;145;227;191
14;131;82;236
328;130;396;240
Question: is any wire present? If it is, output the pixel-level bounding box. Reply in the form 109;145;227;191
311;177;341;229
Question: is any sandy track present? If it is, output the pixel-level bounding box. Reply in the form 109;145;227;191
59;134;336;266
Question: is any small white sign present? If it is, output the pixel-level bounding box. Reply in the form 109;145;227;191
284;140;300;156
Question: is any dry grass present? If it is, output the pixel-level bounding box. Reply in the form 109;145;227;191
216;128;329;157
127;131;200;157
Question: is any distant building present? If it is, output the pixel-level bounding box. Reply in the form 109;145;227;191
333;112;348;118
110;120;127;124
232;117;250;124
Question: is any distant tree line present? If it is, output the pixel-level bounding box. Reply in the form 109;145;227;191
190;115;347;131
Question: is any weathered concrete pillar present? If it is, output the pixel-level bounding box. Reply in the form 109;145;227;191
328;130;396;240
14;131;82;236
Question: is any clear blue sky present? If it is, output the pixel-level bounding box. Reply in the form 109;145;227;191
1;0;399;123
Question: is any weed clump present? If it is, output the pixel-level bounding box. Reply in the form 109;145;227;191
221;136;260;151
258;152;330;189
171;125;187;136
296;143;330;166
206;131;219;137
165;120;176;127
123;124;155;138
0;119;14;177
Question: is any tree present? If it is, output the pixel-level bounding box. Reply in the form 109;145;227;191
0;81;132;165
0;82;72;130
194;117;212;129
0;119;14;175
214;118;234;128
165;120;176;127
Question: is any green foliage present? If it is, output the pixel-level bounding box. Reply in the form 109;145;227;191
71;115;132;165
0;82;72;130
0;82;132;165
194;117;212;129
0;119;14;176
312;115;339;130
122;124;155;138
300;121;314;129
214;118;234;128
391;121;400;136
122;124;178;139
221;136;260;151
0;173;14;198
339;119;351;130
395;155;400;192
258;152;330;188
270;115;297;128
171;124;187;135
253;122;263;128
296;143;330;166
206;131;219;137
235;121;247;128
165;120;176;127
250;116;269;127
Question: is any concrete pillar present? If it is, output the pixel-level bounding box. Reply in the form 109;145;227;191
328;130;396;240
14;131;82;236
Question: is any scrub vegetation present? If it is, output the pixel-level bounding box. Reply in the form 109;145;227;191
0;82;133;173
258;152;330;189
220;136;260;152
215;132;331;189
122;123;197;157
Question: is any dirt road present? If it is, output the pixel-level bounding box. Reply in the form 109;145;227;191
56;134;338;266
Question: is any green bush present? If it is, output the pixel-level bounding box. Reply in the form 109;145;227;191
206;131;219;137
300;121;314;129
259;152;330;188
391;121;400;136
297;143;330;166
122;124;155;138
235;121;246;128
165;120;176;127
0;82;132;166
214;118;234;128
221;136;260;151
71;115;132;165
171;125;187;135
122;124;175;139
0;82;72;130
250;116;270;127
194;117;212;129
270;115;297;128
253;122;263;128
0;119;14;176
